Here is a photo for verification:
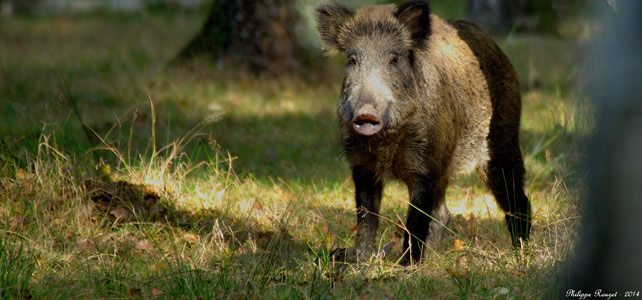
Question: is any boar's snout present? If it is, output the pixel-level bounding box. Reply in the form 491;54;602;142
351;104;383;136
352;115;382;136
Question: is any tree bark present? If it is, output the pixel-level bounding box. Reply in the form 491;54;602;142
174;0;299;73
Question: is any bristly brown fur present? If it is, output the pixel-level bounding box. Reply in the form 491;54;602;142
394;0;431;50
316;1;432;54
316;0;531;265
316;2;354;54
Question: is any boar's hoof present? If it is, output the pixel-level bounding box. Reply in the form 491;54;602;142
352;114;382;136
327;242;396;264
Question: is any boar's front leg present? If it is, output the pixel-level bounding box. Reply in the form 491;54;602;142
402;174;449;265
352;166;383;260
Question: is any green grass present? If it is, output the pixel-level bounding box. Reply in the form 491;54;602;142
0;11;588;299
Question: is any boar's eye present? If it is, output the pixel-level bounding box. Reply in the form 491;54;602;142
347;56;357;66
389;56;399;65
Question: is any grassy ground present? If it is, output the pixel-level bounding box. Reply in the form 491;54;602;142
0;11;591;299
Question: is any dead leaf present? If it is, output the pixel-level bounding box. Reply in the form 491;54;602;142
127;287;141;298
16;168;27;180
151;288;164;296
509;269;525;277
15;168;35;190
453;239;465;251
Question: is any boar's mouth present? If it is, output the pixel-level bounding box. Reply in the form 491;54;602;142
352;114;383;136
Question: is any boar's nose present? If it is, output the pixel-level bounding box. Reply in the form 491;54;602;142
351;104;383;136
352;115;383;136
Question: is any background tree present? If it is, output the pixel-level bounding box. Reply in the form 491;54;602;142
467;0;562;33
174;0;300;73
0;0;41;15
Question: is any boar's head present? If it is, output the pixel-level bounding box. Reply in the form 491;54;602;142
316;1;432;136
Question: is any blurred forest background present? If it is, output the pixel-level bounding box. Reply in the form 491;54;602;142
0;0;626;299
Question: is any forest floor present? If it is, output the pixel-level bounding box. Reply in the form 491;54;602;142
0;11;592;299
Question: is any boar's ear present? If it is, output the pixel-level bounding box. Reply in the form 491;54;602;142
316;3;353;53
395;0;431;50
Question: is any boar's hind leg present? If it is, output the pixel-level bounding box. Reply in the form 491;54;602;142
402;175;449;265
352;166;383;259
427;200;450;247
484;143;532;248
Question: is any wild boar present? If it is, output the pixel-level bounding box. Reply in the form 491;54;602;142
316;0;532;264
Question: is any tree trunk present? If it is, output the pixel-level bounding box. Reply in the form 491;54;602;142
174;0;299;73
0;0;41;15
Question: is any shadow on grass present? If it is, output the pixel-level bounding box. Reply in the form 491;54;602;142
210;112;348;184
55;176;357;298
